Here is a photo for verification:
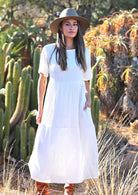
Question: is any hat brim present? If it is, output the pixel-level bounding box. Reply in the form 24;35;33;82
50;16;89;34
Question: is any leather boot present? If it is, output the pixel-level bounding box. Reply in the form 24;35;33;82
36;181;49;195
64;183;75;195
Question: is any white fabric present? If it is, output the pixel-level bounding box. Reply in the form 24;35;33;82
28;43;99;184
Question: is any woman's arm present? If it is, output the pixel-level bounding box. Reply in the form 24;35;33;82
36;73;47;124
84;80;91;110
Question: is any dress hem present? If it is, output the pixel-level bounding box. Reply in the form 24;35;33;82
29;174;99;184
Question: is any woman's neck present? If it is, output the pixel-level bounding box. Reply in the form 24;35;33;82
65;38;75;50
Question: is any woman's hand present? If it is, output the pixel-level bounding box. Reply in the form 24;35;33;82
84;80;91;110
84;94;91;110
36;109;43;125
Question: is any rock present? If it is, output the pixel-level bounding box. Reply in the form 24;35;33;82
123;95;138;121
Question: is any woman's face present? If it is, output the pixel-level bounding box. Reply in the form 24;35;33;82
61;19;78;39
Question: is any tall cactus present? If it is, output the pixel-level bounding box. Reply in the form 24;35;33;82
90;65;100;135
31;47;40;110
29;126;35;156
5;42;14;57
13;125;20;159
4;81;12;139
91;88;95;120
6;58;15;82
93;96;100;135
90;66;97;89
22;69;31;120
2;43;8;54
5;55;11;70
12;61;21;94
0;49;5;89
0;43;41;161
0;109;3;151
12;61;21;112
10;68;27;128
20;121;27;160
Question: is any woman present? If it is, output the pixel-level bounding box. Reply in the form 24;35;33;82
28;8;99;195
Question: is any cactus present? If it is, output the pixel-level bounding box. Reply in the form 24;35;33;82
17;58;22;73
31;47;40;110
90;65;100;135
4;81;12;139
29;126;35;156
0;43;41;160
27;65;31;74
91;88;95;120
93;96;100;135
12;61;21;94
0;109;3;151
20;121;27;160
5;42;14;57
0;50;5;89
3;137;8;151
12;61;21;112
2;43;8;54
90;66;97;89
6;59;15;82
22;72;31;120
13;125;20;159
10;68;27;128
5;55;11;70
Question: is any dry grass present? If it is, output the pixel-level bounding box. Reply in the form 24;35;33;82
86;128;138;195
0;127;137;195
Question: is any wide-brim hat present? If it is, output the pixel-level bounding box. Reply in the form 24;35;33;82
50;8;89;34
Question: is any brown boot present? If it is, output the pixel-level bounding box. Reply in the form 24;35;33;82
64;183;75;195
36;181;49;195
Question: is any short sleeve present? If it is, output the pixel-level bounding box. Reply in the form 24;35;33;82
38;46;49;77
83;47;93;81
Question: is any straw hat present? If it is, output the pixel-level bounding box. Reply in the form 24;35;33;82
50;8;89;34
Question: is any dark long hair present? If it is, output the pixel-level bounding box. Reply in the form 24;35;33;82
50;21;87;72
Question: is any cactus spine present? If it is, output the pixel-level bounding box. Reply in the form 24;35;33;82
0;109;3;151
20;121;27;160
4;81;12;138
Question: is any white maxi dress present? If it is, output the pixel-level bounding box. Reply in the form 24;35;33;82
28;43;99;183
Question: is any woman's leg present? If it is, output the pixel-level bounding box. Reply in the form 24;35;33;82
64;183;75;195
36;181;49;195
